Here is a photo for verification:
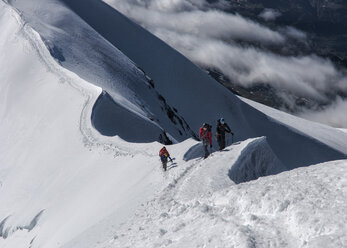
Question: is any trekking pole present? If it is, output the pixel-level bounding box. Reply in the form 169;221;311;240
232;133;234;144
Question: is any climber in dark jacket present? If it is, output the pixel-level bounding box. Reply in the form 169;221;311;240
216;118;233;150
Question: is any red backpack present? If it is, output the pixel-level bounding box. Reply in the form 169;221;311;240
159;147;168;157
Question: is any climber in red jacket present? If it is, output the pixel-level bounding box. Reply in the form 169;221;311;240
159;146;172;171
199;123;212;158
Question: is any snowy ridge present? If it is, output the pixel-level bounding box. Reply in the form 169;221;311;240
229;137;286;184
241;97;347;155
7;0;199;144
3;1;154;159
1;0;347;247
101;155;347;248
0;3;164;247
0;1;102;147
175;137;286;203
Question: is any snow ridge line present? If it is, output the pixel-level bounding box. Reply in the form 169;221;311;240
2;1;154;158
146;140;270;211
154;153;222;209
164;156;206;195
105;157;207;246
124;156;205;222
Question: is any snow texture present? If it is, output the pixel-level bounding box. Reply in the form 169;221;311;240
99;146;347;248
0;0;347;247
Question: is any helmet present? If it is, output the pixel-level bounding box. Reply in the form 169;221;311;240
220;118;225;124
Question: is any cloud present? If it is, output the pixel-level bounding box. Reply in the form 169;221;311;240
300;97;347;128
104;0;347;127
110;0;228;13
105;0;285;44
154;30;346;102
281;26;307;41
259;8;281;21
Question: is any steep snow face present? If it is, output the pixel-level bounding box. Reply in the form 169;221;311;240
241;97;347;155
8;0;347;170
7;0;197;143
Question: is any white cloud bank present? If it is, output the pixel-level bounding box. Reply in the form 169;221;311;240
104;0;347;127
106;0;285;44
300;97;347;128
281;26;307;41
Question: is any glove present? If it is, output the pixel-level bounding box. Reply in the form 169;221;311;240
210;144;212;148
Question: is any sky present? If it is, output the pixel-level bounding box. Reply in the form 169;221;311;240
105;0;347;128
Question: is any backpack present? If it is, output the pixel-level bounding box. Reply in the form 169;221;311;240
159;147;168;157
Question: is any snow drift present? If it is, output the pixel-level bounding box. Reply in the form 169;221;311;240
228;137;286;184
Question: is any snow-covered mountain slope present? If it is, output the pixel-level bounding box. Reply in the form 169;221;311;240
6;0;196;144
0;3;167;247
103;155;347;248
7;0;347;171
1;0;347;248
241;97;347;155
